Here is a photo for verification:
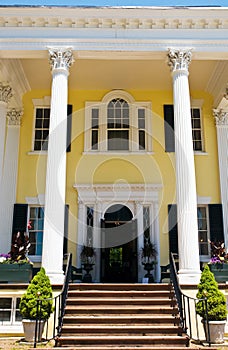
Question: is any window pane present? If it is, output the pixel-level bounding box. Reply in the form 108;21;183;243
139;130;145;150
35;118;42;128
108;130;129;150
0;298;11;308
92;130;98;150
43;118;50;128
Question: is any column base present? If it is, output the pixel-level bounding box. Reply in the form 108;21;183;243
178;269;201;285
46;271;65;285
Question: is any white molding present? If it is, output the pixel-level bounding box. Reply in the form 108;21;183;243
0;59;30;108
25;194;45;206
32;96;51;107
0;7;228;31
206;61;228;108
74;183;162;204
0;8;228;59
197;196;211;205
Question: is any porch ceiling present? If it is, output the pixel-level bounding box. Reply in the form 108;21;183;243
20;57;218;91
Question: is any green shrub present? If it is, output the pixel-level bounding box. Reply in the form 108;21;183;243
19;267;53;320
196;264;227;321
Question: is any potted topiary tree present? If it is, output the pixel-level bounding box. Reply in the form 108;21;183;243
141;241;157;282
80;245;95;282
19;267;53;342
196;264;227;344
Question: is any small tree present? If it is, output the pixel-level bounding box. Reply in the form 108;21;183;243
196;264;227;321
19;267;53;320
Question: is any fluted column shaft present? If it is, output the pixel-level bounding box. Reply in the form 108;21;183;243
42;48;74;284
0;84;12;180
213;109;228;249
168;49;201;284
0;109;22;254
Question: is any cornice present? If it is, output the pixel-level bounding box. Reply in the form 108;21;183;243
0;7;228;30
206;61;228;108
0;59;30;108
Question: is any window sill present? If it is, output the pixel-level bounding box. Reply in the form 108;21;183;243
27;151;47;155
29;256;42;263
194;151;208;156
83;151;154;156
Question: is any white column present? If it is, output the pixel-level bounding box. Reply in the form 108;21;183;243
152;202;161;283
168;49;201;284
213;109;228;249
93;202;102;283
42;48;74;284
0;83;12;180
136;203;144;283
0;109;22;254
76;200;86;268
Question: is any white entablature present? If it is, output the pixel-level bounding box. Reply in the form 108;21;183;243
0;7;228;59
0;6;228;30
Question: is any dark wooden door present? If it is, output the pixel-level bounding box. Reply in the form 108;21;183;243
101;219;138;283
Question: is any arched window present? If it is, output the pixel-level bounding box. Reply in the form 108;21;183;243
84;90;152;153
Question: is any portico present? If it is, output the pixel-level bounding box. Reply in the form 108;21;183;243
0;5;227;285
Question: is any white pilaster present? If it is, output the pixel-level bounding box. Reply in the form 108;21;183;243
213;109;228;249
136;203;144;283
152;202;161;283
42;48;74;284
93;202;102;283
0;83;13;180
168;49;201;284
0;109;22;254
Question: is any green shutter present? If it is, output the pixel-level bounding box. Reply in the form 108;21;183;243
66;104;73;153
164;105;175;152
209;204;224;243
12;204;28;239
168;204;178;254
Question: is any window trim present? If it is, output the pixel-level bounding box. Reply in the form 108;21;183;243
197;205;210;261
191;99;204;153
84;91;152;154
32;97;51;153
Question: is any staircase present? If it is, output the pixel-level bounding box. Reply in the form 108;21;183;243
56;283;190;349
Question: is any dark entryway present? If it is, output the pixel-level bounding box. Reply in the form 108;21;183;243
100;204;138;283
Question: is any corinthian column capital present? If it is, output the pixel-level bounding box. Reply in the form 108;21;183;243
213;108;228;125
167;49;192;72
0;83;13;104
48;47;74;71
7;108;23;126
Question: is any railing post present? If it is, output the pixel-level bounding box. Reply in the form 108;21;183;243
32;253;72;348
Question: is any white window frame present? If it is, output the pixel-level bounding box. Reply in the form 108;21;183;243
197;204;210;261
0;296;22;326
191;99;204;153
84;90;152;154
27;205;44;263
31;96;51;154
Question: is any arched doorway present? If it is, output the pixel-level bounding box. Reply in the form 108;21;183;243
100;204;138;283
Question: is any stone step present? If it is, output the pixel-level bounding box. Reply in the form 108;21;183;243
58;335;189;347
64;305;178;315
67;290;174;298
61;324;183;336
66;297;175;306
68;283;172;291
62;314;180;325
31;347;217;350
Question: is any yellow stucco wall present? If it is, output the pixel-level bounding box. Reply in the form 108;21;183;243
17;89;220;266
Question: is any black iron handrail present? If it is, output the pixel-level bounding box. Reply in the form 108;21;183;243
170;252;211;346
33;253;72;348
